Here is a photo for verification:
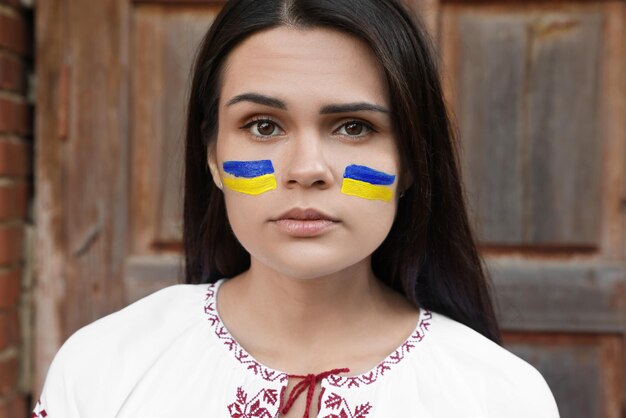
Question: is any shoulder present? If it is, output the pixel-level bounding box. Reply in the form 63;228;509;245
61;283;209;353
425;311;560;417
38;283;212;414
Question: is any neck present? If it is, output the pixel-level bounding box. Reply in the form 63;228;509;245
216;256;420;377
227;257;388;346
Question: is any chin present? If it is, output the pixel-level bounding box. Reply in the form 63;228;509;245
251;248;373;280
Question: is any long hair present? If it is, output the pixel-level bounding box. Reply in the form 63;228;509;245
183;0;501;343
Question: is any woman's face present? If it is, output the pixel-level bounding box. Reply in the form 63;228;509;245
209;27;401;279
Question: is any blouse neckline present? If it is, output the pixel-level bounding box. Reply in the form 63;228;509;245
203;278;432;389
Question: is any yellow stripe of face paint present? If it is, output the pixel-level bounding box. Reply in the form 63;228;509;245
222;174;277;195
341;178;393;202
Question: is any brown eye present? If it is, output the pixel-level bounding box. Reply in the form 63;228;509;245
336;120;374;139
241;118;284;138
256;121;276;136
345;122;363;136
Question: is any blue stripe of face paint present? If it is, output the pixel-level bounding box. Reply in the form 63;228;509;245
223;160;275;178
343;165;395;185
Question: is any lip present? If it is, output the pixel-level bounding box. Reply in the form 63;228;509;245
271;208;340;237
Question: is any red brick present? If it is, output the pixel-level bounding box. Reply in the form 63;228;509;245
0;13;27;56
0;270;19;310
0;356;18;397
0;54;24;93
0;393;26;418
0;181;27;220
0;310;18;351
0;226;21;265
0;99;30;135
0;140;29;176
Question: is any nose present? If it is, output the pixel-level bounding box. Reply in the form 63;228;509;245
281;131;334;190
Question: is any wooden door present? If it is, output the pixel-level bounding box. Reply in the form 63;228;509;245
126;2;223;301
438;1;626;417
35;0;625;415
34;0;227;392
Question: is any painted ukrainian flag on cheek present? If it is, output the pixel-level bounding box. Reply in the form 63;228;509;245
222;160;277;195
341;164;396;202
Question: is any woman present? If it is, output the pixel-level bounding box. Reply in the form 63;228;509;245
33;0;559;417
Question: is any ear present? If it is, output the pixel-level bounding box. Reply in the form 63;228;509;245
207;142;223;190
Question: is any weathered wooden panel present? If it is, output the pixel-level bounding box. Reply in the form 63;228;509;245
131;5;220;252
457;14;527;243
488;258;626;333
504;333;624;418
610;0;626;259
124;255;182;303
34;0;66;392
526;13;602;245
444;8;604;247
35;0;131;390
62;0;131;331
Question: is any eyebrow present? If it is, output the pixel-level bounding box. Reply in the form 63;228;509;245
320;103;389;114
225;92;389;114
226;93;287;109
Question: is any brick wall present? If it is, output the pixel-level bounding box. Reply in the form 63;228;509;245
0;0;32;417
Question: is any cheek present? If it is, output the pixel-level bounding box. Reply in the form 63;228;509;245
222;190;272;245
340;164;397;202
344;196;397;235
221;159;277;195
219;160;279;229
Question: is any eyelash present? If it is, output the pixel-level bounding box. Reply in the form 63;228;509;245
239;116;283;140
239;117;377;141
335;120;377;140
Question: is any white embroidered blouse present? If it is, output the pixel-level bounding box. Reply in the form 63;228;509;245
33;279;560;418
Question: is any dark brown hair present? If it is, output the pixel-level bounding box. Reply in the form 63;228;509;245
183;0;501;343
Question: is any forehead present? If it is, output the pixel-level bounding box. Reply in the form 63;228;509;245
220;27;388;107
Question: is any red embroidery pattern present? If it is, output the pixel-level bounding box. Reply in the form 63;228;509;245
322;392;372;418
227;386;281;418
204;284;288;383
326;310;432;389
31;400;48;417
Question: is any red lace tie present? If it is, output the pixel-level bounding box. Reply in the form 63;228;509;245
280;367;350;418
